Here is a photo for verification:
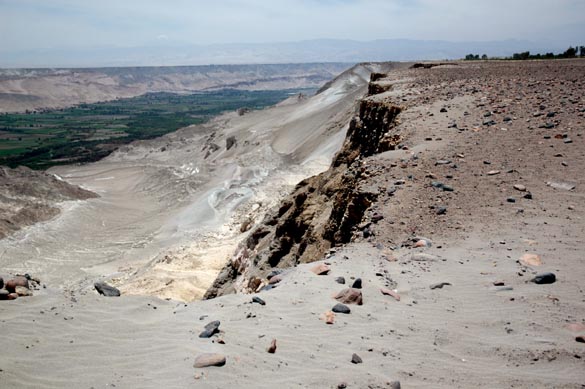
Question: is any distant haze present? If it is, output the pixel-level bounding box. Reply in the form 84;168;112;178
0;0;583;67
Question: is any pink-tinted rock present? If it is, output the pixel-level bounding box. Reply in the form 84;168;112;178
193;353;226;368
334;288;363;305
7;293;18;300
380;288;401;301
322;311;335;324
310;263;330;275
5;276;29;293
520;253;542;267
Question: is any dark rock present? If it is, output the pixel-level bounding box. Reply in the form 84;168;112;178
338;383;348;389
335;277;346;285
430;282;452;289
199;320;221;338
440;107;447;113
435;160;451;166
351;278;362;289
506;197;516;203
193;353;226;368
431;181;444;189
371;213;384;223
94;282;120;297
436;206;447;215
0;290;9;300
252;296;266;305
226;136;236;150
334;288;363;305
531;272;556;284
442;185;454;192
0;277;3;289
523;192;533;200
576;336;585;343
351;353;363;364
332;303;351;314
267;339;277;353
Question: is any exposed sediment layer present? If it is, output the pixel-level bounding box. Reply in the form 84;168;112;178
205;77;403;298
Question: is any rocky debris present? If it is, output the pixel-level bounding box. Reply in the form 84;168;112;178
351;353;363;364
531;272;556;285
332;303;351;314
310;263;331;275
252;296;266;305
380;288;401;301
0;166;98;239
15;286;32;297
5;276;29;292
335;277;346;285
226;136;237;150
267;339;277;353
193;353;226;368
94;282;121;297
199;320;221;338
334;288;363;305
430;282;451;290
351;278;362;289
520;253;542;267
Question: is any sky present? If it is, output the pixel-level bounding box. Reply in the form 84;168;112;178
1;0;584;52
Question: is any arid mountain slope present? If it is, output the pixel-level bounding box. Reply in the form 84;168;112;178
0;63;349;113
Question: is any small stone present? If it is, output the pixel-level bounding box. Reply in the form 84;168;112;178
506;197;516;203
7;293;18;300
351;278;362;289
332;303;351;314
487;170;500;176
414;238;432;248
523;192;533;200
430;282;451;290
334;288;363;305
0;290;9;300
94;282;120;297
564;138;573;144
531;272;556;284
513;184;527;192
193;353;226;368
335;277;346;285
371;213;384;223
5;276;29;293
267;339;277;353
436;206;447;215
351;353;363;364
435;160;451;166
252;296;266;305
268;275;282;285
199;320;221;338
338;383;348;389
323;311;336;324
493;281;505;286
0;277;3;289
520;253;542;267
380;288;401;301
442;185;454;192
15;286;32;297
310;263;331;276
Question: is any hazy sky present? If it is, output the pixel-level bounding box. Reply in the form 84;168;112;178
1;0;584;51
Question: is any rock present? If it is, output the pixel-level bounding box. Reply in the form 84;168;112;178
351;278;362;289
435;160;451;166
15;286;32;297
268;275;282;285
389;381;401;389
252;296;266;305
371;213;384;223
351;353;363;364
564;138;573;144
506;197;516;203
440;107;447;113
547;181;576;191
335;277;346;285
442;185;454;192
94;282;120;297
0;290;9;300
332;303;351;314
334;288;363;305
193;353;226;368
523;192;533;200
436;206;447;215
226;136;236;150
531;272;556;284
310;263;331;275
0;276;3;289
7;293;18;300
576;336;585;343
267;339;277;353
380;288;401;301
487;170;500;176
5;276;29;293
430;282;451;289
338;383;348;389
323;311;336;324
513;184;527;192
414;238;432;248
520;253;542;267
199;320;221;338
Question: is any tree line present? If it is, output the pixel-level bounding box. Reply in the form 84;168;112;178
464;46;585;61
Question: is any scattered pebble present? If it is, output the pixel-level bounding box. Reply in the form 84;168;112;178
193;353;226;368
531;272;556;285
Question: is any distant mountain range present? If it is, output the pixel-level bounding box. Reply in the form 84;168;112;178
0;39;569;68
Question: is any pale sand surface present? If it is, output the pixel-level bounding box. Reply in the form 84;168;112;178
1;61;584;388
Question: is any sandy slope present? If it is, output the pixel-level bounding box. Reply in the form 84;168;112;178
1;60;584;388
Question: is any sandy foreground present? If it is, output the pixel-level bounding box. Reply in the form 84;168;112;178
1;60;585;388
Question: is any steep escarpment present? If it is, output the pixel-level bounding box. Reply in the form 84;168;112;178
204;83;402;298
0;166;97;239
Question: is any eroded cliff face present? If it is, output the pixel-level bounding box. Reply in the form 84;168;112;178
204;77;402;298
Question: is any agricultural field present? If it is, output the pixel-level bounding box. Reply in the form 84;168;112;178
0;88;312;169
